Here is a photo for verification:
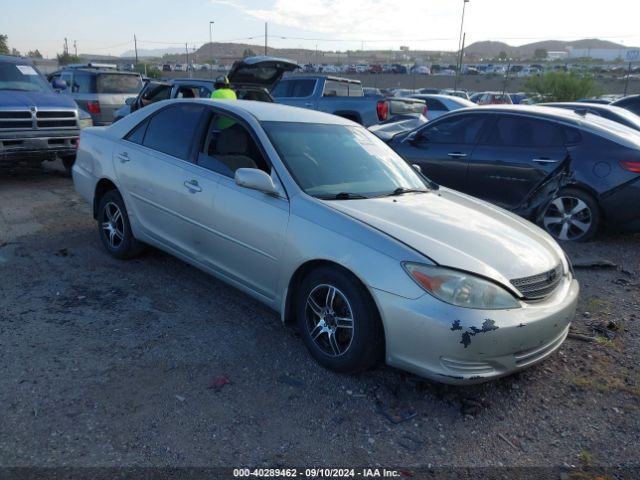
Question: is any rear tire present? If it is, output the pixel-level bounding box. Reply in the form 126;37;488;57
540;188;600;242
97;190;145;259
296;266;384;373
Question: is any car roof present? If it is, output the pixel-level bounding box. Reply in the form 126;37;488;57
0;55;32;65
411;93;475;105
60;68;140;75
126;98;354;125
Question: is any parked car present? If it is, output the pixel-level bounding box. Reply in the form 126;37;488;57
0;55;92;173
541;102;640;131
380;106;640;241
72;99;578;384
476;92;513;105
115;56;300;122
273;75;426;126
363;87;383;97
409;94;476;120
611;95;640;116
49;63;144;125
439;89;471;100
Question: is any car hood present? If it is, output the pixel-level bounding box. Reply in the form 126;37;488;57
0;90;78;109
325;189;563;289
228;56;299;90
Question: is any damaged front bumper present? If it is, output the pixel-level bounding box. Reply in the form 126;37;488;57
373;274;579;384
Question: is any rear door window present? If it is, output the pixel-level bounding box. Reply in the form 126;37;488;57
422;114;487;144
485;116;564;147
142;104;206;160
71;73;93;93
96;74;143;94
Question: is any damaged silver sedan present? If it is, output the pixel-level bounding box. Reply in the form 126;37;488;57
72;99;579;384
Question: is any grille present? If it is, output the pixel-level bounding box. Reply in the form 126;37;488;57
0;111;32;130
0;110;77;130
510;264;563;300
36;110;77;128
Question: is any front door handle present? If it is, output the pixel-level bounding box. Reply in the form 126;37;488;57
304;102;314;107
532;158;558;164
183;179;202;193
117;152;130;163
447;152;467;158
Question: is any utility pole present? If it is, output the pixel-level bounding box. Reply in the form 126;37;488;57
454;0;469;91
73;40;77;57
265;22;268;55
456;32;466;89
209;21;215;78
134;35;138;65
624;62;632;96
185;43;190;78
63;38;68;55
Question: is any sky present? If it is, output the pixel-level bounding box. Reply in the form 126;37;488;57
2;0;640;59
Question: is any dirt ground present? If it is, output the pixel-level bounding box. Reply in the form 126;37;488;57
1;161;638;476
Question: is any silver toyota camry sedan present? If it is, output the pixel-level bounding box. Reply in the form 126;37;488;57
72;99;579;384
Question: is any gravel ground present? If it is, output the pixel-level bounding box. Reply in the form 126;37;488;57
0;162;638;476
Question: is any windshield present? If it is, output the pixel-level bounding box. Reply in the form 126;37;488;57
263;122;428;198
0;62;51;93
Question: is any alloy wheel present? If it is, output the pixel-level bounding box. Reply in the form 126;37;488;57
304;284;354;357
102;201;125;249
543;195;593;241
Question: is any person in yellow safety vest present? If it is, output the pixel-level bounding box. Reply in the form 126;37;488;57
210;76;237;100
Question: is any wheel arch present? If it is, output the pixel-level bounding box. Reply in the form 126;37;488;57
282;258;387;358
93;178;119;219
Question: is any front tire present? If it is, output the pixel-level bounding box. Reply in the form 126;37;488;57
61;156;75;176
97;190;144;259
296;266;384;373
541;188;600;242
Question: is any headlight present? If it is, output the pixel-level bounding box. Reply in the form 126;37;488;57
402;263;521;310
79;118;93;129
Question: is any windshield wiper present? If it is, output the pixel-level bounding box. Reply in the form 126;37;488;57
317;192;370;200
381;187;430;197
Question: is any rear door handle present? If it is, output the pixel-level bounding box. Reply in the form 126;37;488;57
532;158;558;164
304;102;314;107
447;152;467;158
183;179;202;193
117;152;130;163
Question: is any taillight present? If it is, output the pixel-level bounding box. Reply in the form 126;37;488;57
86;101;101;114
376;100;388;121
619;161;640;173
422;104;428;117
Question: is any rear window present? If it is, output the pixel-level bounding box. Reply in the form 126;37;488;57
272;79;316;98
96;74;143;94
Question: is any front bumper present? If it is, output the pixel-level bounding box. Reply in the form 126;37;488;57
0;130;79;163
372;274;579;384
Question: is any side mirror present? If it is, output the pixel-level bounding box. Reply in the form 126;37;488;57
235;168;279;195
125;97;135;106
52;79;67;90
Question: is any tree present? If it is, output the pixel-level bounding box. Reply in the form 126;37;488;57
11;47;20;56
533;48;548;61
242;48;256;58
27;49;43;59
525;71;602;102
498;50;507;61
0;34;8;54
56;52;81;65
